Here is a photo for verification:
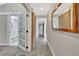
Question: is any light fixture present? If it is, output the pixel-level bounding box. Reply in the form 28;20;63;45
40;8;44;10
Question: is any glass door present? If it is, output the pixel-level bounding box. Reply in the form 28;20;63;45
9;15;18;46
18;14;26;51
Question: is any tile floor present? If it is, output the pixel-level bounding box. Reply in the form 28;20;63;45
0;46;26;56
29;37;52;56
0;37;52;56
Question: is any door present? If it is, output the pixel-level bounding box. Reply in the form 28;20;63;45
18;14;26;51
9;15;18;46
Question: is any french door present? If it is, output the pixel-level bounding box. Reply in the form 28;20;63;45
9;15;18;46
18;14;26;51
9;14;26;51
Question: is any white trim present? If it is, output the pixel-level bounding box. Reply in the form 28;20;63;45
7;15;10;45
47;40;55;56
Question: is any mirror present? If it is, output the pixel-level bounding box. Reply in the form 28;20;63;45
52;3;78;32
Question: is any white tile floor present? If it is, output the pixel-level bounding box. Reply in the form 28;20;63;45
31;37;52;56
0;37;52;56
0;46;26;56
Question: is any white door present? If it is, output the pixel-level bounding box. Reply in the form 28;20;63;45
18;14;26;51
9;15;18;46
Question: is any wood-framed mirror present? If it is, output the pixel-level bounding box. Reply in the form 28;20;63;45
51;3;78;32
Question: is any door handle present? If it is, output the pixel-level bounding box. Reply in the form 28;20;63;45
26;30;28;33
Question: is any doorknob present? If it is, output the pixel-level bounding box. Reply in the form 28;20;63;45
26;30;28;33
26;14;29;17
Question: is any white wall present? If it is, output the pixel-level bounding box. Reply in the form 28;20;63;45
47;13;79;56
0;15;7;44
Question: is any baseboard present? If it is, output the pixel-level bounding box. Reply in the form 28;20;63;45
47;41;55;56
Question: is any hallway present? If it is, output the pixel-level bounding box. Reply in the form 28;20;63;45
0;3;52;56
0;3;79;56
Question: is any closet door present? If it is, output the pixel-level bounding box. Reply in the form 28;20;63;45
9;15;18;46
18;14;26;51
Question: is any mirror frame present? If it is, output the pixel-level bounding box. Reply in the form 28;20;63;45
51;3;78;32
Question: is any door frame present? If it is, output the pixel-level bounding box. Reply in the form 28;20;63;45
31;12;36;49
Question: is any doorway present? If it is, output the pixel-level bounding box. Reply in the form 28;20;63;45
0;12;27;51
9;14;27;51
38;22;44;37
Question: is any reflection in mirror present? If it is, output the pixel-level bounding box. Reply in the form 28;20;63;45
52;3;78;32
52;15;59;29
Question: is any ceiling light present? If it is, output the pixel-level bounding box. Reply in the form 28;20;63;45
41;8;44;10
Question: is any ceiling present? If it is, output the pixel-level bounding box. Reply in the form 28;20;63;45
29;3;54;16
